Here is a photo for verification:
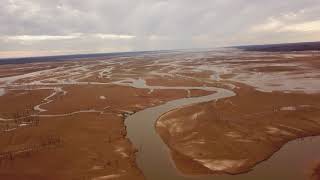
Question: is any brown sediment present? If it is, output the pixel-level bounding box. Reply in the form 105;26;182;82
245;66;300;72
156;83;320;175
0;89;52;118
311;162;320;180
0;57;207;178
178;71;213;79
0;83;192;179
146;77;206;87
0;49;319;179
219;74;237;79
0;63;60;78
189;89;213;97
77;74;115;83
170;149;213;175
0;113;144;180
40;85;189;115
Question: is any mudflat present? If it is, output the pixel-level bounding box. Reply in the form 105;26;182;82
157;84;320;175
0;49;319;179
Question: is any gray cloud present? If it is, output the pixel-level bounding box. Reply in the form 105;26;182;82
1;0;320;57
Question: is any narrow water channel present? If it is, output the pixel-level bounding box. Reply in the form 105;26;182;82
125;87;233;180
125;87;320;180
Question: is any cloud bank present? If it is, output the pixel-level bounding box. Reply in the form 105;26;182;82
1;0;320;57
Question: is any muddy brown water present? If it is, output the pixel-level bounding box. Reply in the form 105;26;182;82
125;87;320;180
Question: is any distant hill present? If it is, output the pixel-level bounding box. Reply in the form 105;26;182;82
235;41;320;52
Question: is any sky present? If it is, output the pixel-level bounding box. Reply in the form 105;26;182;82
1;0;320;58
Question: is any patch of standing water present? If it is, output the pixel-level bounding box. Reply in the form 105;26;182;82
232;71;320;94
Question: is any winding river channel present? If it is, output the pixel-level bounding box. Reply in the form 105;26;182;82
125;85;320;180
1;49;319;179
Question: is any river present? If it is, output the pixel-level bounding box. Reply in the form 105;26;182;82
125;86;320;180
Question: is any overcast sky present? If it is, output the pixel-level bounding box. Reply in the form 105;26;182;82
1;0;320;58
